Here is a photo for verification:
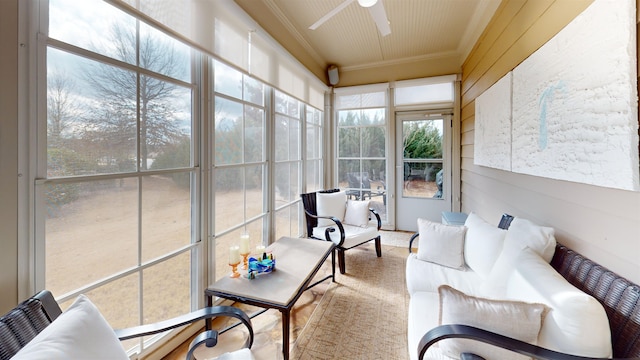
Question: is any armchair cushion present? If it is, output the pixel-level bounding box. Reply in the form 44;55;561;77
343;199;370;227
12;295;128;360
316;191;347;226
215;348;256;360
463;212;506;279
438;285;547;360
313;224;378;248
417;218;467;270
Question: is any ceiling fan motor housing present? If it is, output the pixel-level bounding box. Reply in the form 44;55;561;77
357;0;378;8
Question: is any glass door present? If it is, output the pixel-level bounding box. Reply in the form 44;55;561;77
395;111;452;231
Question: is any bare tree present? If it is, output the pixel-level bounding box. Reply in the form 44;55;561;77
47;71;82;149
83;22;187;170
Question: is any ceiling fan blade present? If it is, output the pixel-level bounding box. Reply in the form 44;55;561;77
367;0;391;36
309;0;355;30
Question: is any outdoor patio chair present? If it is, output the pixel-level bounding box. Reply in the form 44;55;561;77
345;172;372;200
301;189;382;274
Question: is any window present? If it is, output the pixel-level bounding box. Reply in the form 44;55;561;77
402;118;444;198
335;86;388;222
273;90;303;239
41;0;197;354
394;76;455;199
33;1;326;356
394;76;455;106
305;106;324;193
212;60;267;282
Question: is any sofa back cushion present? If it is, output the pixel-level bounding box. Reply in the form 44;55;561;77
506;249;612;358
482;217;556;296
506;218;556;262
463;212;507;279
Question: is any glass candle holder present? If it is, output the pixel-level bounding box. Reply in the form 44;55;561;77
239;234;250;269
229;246;241;278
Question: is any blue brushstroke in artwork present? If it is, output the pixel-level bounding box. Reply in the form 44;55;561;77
538;81;566;150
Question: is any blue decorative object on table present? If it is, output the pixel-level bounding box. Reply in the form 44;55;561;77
246;254;276;279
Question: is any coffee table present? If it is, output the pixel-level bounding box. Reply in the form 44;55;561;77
205;236;335;360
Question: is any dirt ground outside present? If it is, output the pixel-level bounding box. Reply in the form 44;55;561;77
46;176;197;351
44;177;410;352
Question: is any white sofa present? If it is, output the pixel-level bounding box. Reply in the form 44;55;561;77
406;213;613;360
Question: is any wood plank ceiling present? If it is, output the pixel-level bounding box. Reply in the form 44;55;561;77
233;0;501;87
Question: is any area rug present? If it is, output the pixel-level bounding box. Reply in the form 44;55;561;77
290;245;410;360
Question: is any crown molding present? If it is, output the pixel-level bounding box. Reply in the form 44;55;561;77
340;51;461;72
262;0;327;69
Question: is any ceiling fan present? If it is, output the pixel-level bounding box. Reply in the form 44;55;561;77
308;0;391;37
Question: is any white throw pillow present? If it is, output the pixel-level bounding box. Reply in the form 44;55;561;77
417;218;467;269
316;191;347;227
12;295;129;360
438;285;548;360
482;217;556;297
463;212;507;278
343;199;370;227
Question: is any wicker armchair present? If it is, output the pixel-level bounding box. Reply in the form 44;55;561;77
0;290;254;360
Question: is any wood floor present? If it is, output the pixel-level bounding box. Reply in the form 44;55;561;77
162;230;413;360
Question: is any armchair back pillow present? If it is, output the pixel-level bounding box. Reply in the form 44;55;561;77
343;199;370;227
417;218;467;269
316;191;347;227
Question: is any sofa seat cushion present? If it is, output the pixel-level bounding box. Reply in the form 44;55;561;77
506;249;612;358
408;291;441;360
313;224;378;248
408;291;466;360
406;253;483;296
